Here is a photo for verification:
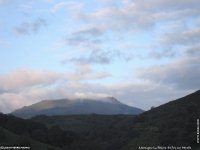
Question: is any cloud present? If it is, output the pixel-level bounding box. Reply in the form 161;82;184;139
0;67;110;113
0;65;197;113
51;1;83;13
75;0;200;33
148;50;175;59
65;36;102;49
161;26;200;46
139;55;200;90
65;64;111;80
68;49;116;64
0;67;109;91
74;25;108;37
58;0;200;63
63;24;109;50
185;43;200;56
14;18;47;35
66;49;132;65
1;0;200;113
0;69;62;91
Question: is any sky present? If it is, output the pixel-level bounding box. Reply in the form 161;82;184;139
0;0;200;113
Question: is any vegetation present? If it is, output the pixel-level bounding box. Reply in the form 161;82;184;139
0;90;199;150
0;127;60;150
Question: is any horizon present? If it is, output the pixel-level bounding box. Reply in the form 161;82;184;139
0;0;200;113
5;90;200;114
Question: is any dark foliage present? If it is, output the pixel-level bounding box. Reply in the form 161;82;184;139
0;90;199;150
0;113;77;148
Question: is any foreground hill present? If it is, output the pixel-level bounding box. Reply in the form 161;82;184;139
0;127;60;150
32;90;200;149
12;97;143;118
1;90;199;150
124;90;200;149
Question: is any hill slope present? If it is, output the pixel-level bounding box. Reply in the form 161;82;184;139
123;90;200;149
32;90;200;150
12;97;144;118
0;127;60;150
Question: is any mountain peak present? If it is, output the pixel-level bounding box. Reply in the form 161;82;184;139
12;97;144;118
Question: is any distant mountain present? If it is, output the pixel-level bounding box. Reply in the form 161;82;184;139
12;97;144;118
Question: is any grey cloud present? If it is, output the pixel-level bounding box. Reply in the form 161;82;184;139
66;64;111;81
161;26;200;46
69;49;114;64
15;18;47;35
149;25;200;60
186;44;200;56
135;0;200;12
65;25;108;48
65;34;103;50
148;49;176;59
139;56;200;90
74;27;105;37
75;0;200;33
66;49;132;65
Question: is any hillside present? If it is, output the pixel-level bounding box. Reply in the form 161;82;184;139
0;113;79;149
32;90;200;150
12;97;143;118
1;90;199;150
0;127;60;150
123;90;200;149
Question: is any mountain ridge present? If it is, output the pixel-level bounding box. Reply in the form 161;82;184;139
12;97;144;118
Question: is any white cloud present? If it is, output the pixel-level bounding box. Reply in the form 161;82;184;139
51;1;82;13
0;66;111;113
0;69;62;91
74;0;200;33
0;65;197;113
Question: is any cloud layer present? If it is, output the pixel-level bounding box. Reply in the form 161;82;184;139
0;0;199;113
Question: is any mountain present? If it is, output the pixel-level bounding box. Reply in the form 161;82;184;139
1;90;199;150
31;90;200;150
12;97;144;118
